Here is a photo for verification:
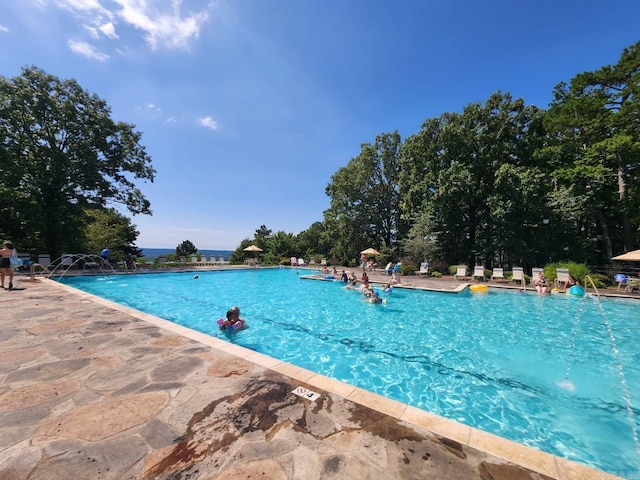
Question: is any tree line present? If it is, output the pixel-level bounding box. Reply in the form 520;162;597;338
2;42;639;271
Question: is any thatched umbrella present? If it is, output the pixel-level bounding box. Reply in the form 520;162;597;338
360;247;381;256
612;249;640;261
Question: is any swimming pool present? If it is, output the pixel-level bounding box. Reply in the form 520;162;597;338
60;268;640;475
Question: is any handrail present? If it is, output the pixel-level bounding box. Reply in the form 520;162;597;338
583;274;600;297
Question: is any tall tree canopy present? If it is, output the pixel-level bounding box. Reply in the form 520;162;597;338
323;131;404;264
543;41;640;261
399;92;546;268
0;66;155;257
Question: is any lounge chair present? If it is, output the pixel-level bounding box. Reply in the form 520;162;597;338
61;254;74;269
309;258;316;266
614;273;628;291
291;257;298;266
298;258;307;267
626;277;640;293
415;261;429;276
490;268;505;281
555;268;570;290
191;255;199;265
38;254;51;267
320;258;327;267
531;267;543;285
472;265;485;281
453;266;468;280
512;267;525;286
383;262;394;274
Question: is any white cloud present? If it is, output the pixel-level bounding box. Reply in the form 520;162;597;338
84;24;99;38
48;0;210;51
198;116;219;131
99;21;118;39
0;24;9;33
67;39;109;61
114;0;210;50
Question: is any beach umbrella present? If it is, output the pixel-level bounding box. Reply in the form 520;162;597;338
360;247;381;256
612;249;640;262
243;245;263;253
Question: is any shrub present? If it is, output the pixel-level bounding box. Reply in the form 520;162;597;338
431;271;442;278
544;261;592;284
590;273;609;289
399;263;416;276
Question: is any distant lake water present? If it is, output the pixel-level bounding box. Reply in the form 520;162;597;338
140;248;233;261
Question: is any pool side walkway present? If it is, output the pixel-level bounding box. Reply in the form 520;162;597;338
0;276;623;480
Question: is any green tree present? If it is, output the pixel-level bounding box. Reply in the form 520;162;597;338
253;225;272;250
267;230;299;259
323;132;404;264
543;41;640;260
0;66;155;259
399;92;546;268
84;208;141;259
296;221;330;259
176;240;197;257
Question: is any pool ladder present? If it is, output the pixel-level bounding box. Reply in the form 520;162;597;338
583;275;600;297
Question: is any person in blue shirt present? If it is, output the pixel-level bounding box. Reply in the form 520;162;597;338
100;248;111;266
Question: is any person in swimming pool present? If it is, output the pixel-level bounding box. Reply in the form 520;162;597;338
370;291;384;304
229;306;247;328
534;272;549;294
340;270;348;283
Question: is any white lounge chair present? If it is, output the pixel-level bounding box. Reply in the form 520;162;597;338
61;254;74;269
320;258;327;267
472;265;485;281
415;261;429;276
298;258;307;267
453;266;468;280
512;267;525;286
555;268;570;290
38;254;51;267
531;267;544;285
625;277;640;293
491;268;505;281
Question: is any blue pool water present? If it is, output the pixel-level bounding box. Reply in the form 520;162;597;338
60;268;640;475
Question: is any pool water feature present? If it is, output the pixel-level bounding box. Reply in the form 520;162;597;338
60;268;640;475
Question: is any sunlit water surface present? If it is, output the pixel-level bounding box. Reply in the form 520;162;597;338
60;268;640;475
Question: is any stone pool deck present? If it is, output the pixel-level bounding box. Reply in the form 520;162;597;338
0;275;624;479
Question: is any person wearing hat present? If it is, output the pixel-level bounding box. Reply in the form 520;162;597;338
0;241;15;290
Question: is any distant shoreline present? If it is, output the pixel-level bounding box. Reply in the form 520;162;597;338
141;248;233;260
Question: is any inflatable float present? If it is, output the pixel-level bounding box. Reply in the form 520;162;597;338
217;318;246;331
470;284;489;293
566;285;586;297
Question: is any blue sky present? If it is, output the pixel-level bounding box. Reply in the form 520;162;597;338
1;1;639;250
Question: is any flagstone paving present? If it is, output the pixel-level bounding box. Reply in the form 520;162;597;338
0;275;622;479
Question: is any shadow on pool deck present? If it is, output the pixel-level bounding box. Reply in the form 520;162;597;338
0;276;623;480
